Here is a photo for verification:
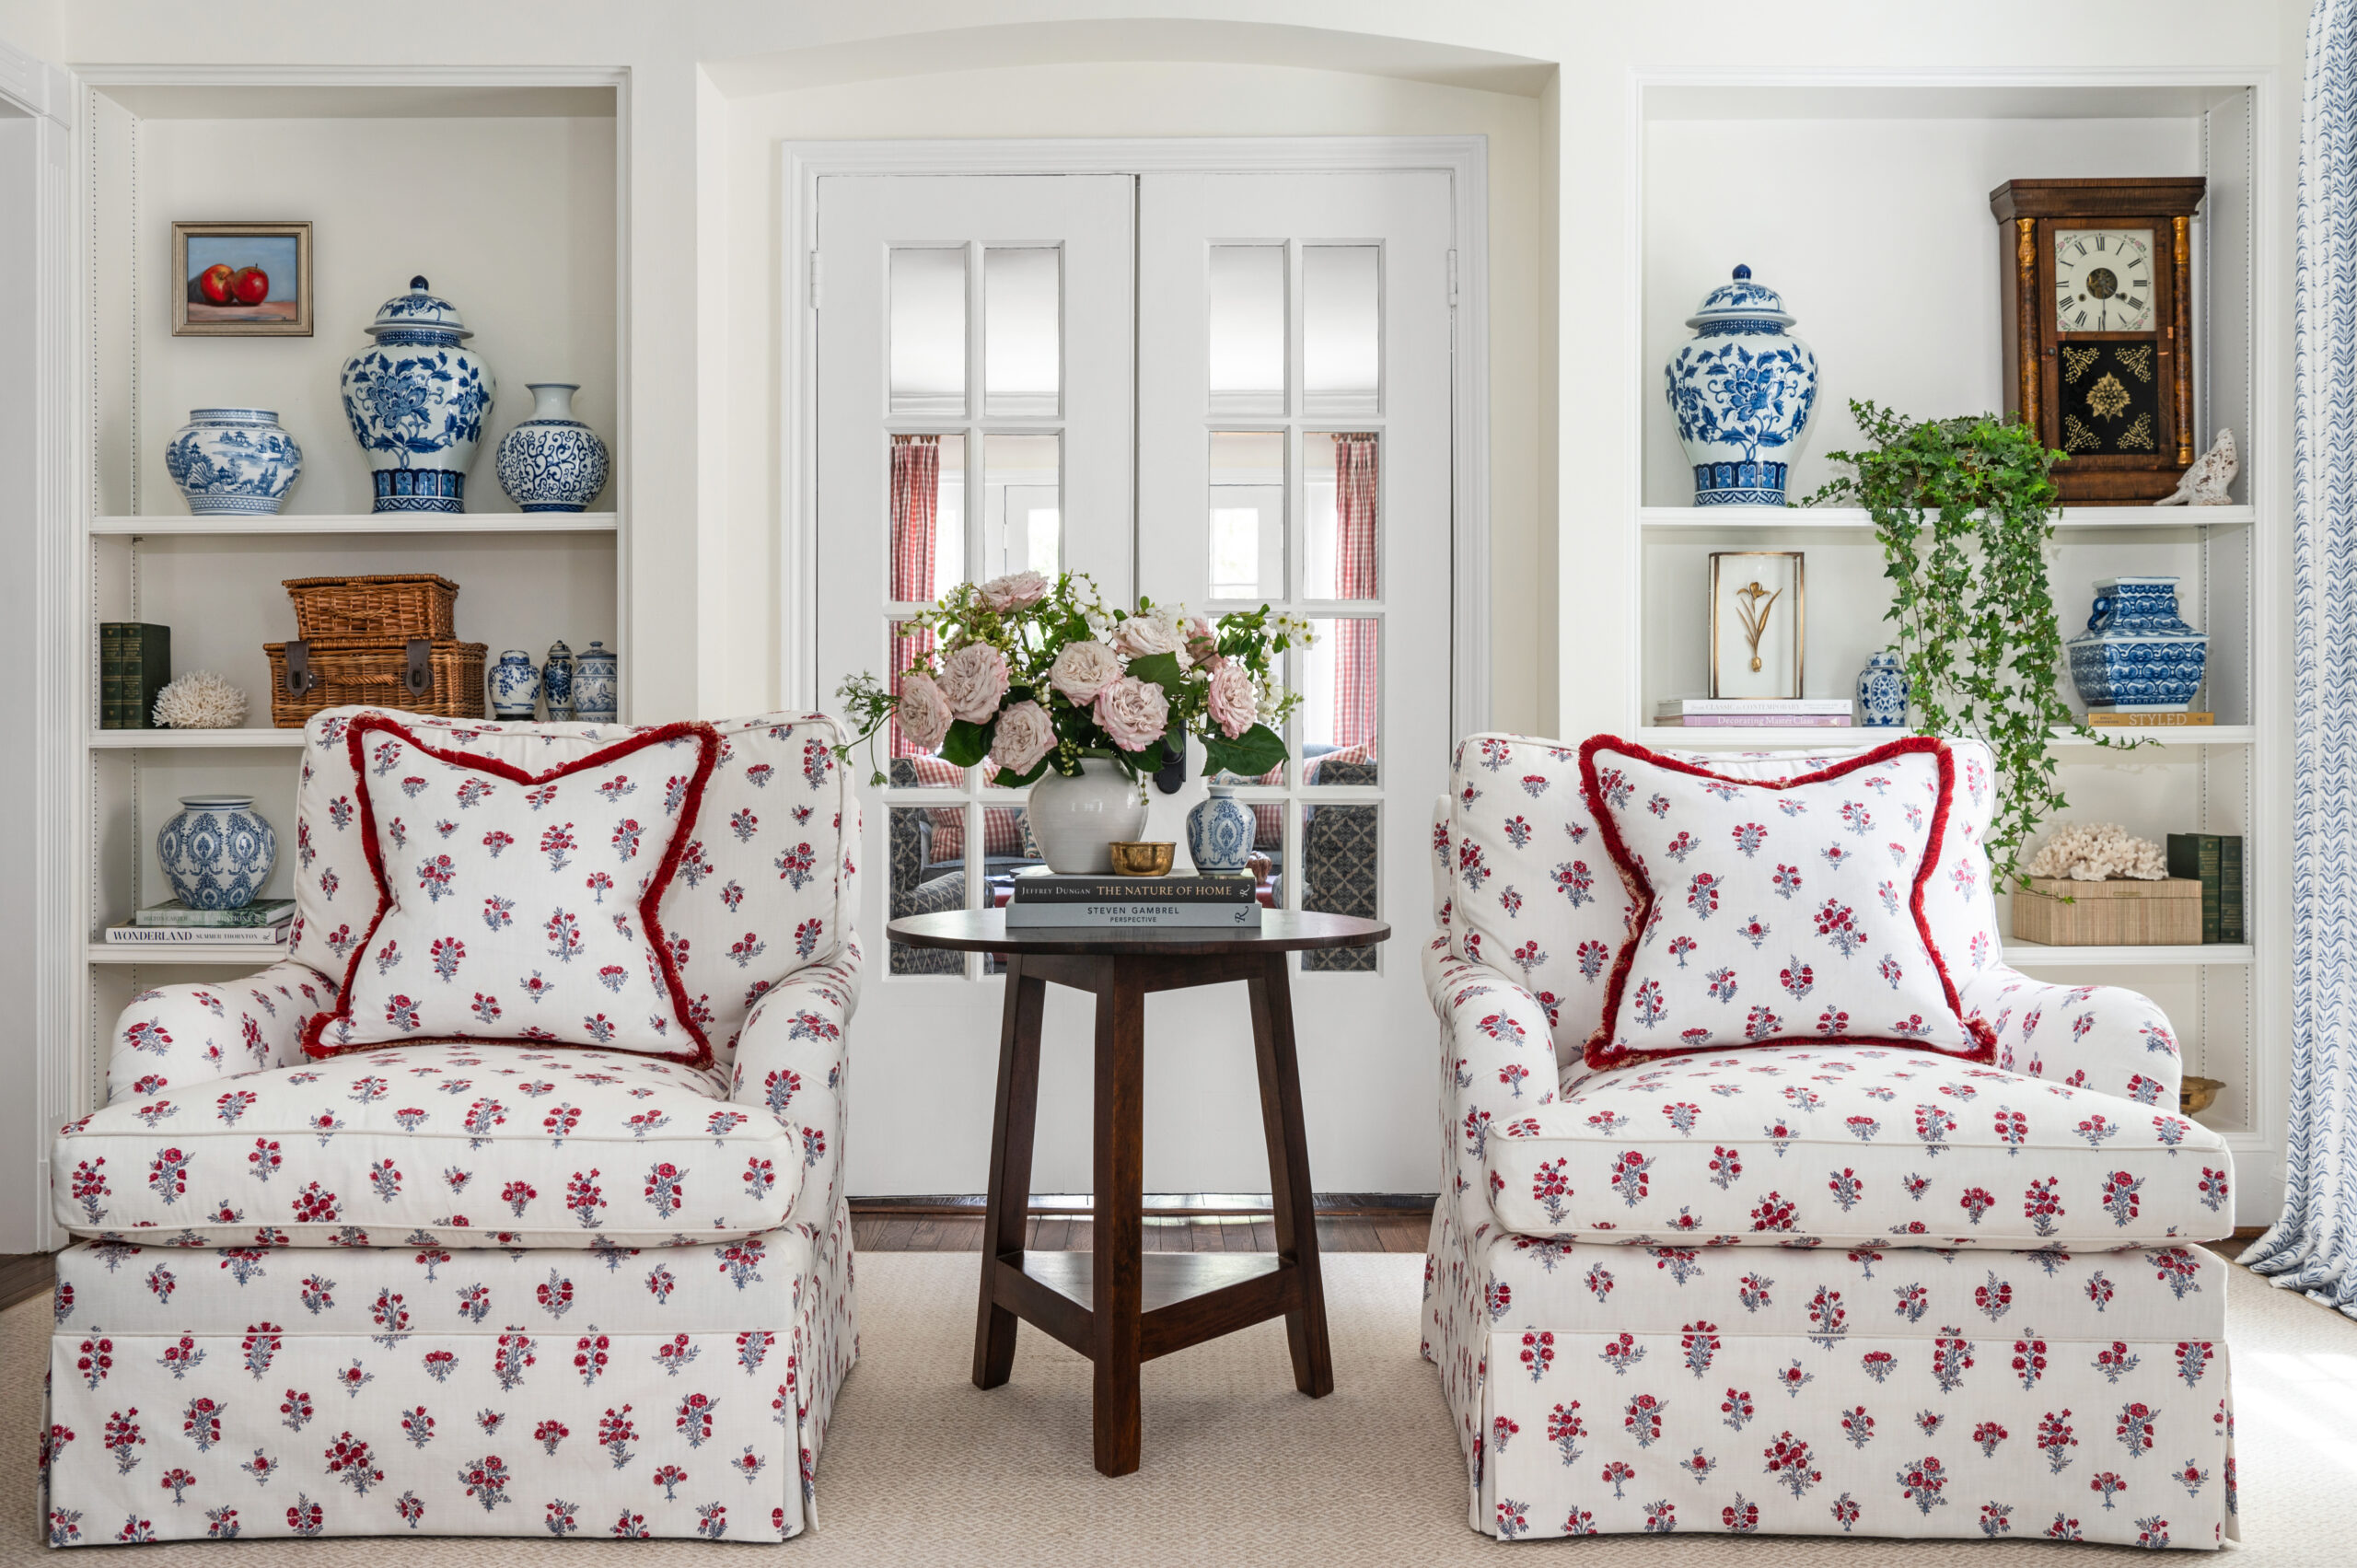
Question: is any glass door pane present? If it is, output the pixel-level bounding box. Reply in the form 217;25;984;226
888;247;967;416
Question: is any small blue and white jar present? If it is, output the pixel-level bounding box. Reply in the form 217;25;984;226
541;639;575;722
490;649;540;720
574;639;619;723
340;276;495;514
157;795;276;910
1665;264;1819;506
1856;649;1910;728
164;409;302;516
2066;576;2209;713
495;383;610;512
1187;783;1256;875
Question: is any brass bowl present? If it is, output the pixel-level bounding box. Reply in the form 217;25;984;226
1108;841;1176;877
2180;1075;2225;1117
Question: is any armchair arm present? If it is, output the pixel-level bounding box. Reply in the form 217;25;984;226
100;961;338;1106
1423;940;1562;1247
1960;964;2181;1108
728;934;864;1232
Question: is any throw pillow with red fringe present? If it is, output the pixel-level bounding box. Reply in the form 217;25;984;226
1576;734;1993;1072
300;714;723;1067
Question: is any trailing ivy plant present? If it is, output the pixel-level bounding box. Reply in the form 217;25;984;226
1805;401;2128;889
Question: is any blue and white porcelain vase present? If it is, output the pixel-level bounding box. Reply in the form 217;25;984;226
2066;576;2209;713
156;795;276;910
164;409;302;516
494;383;610;512
339;276;495;514
1856;649;1910;728
1664;264;1819;506
541;640;575;722
1186;783;1256;875
574;639;618;722
490;650;540;720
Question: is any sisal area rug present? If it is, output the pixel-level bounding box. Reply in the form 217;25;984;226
6;1253;2351;1564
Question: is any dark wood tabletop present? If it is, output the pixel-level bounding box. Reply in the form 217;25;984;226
887;908;1389;956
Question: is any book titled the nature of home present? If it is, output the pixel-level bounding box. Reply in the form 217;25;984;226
1004;871;1263;930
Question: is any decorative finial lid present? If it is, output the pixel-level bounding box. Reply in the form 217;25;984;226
1687;263;1794;330
365;275;472;340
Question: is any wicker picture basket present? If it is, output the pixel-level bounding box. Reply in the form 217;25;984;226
265;637;487;726
2011;876;2203;947
282;574;460;640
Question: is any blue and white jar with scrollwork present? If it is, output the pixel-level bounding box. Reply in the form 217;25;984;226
1665;264;1819;506
495;383;610;512
574;640;619;723
1856;649;1910;728
340;276;495;514
1187;783;1256;875
157;796;276;910
2066;576;2209;713
164;409;302;516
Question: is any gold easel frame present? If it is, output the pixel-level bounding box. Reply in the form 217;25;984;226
1707;551;1805;700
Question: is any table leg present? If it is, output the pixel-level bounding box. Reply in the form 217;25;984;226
1092;960;1145;1476
1249;954;1334;1398
973;955;1047;1390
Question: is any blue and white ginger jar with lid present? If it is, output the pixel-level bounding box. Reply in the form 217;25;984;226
1856;649;1910;728
1665;264;1819;506
340;275;495;514
574;640;619;723
2066;576;2208;713
156;795;276;910
164;408;302;516
495;383;610;512
1187;783;1256;875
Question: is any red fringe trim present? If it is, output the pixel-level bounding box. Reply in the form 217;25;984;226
1575;734;1995;1074
300;713;725;1070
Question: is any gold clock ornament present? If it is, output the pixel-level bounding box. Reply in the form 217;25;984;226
1990;177;2205;505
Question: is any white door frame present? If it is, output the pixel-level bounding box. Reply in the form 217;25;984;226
780;135;1492;743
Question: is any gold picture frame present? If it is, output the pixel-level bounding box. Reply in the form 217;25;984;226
1708;551;1805;700
172;221;313;337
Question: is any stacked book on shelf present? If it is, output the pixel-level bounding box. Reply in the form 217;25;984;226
1004;871;1262;930
2165;834;2247;944
99;621;171;729
105;898;295;947
2084;711;2215;727
1655;697;1853;728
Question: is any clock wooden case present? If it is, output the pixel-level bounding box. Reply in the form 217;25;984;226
1991;177;2206;504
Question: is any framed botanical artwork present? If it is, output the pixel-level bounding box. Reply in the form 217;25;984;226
1708;551;1805;699
172;221;312;336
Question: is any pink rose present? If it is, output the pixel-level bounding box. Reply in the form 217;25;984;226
977;571;1050;613
1205;660;1257;739
1092;676;1169;753
1049;640;1123;703
991;700;1055;774
937;643;1010;724
1110;614;1182;658
897;672;953;750
1182;615;1221;667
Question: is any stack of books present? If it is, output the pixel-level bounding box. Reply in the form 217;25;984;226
2084;711;2215;727
2165;834;2246;944
105;898;296;947
100;621;171;730
1004;872;1263;930
1655;697;1853;728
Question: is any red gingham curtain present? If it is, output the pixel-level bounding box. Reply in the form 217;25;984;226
889;435;941;758
1331;433;1379;751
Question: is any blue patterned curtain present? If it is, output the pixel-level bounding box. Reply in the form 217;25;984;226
2246;0;2357;1317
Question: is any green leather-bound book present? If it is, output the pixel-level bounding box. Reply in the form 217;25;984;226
118;622;170;729
2219;835;2244;946
2165;833;2222;944
99;622;127;728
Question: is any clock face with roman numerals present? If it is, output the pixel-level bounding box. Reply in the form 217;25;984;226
2053;227;2156;333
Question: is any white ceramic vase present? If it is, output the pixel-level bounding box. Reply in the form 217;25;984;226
1027;757;1147;875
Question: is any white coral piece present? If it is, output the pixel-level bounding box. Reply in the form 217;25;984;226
2026;820;2169;881
152;669;249;730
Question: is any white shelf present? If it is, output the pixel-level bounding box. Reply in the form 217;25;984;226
87;943;291;967
91;512;617;537
1639;505;2255;532
1647;726;2255;749
2003;942;2254;968
88;728;306;749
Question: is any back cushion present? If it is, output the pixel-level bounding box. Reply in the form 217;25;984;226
1439;733;2001;1061
289;707;857;1064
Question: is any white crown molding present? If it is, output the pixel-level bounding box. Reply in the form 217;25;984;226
72;63;627;88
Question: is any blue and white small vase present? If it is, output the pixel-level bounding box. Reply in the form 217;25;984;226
494;383;610;512
1665;264;1819;506
2066;576;2209;713
1186;783;1256;875
340;276;495;514
541;640;575;722
156;795;276;910
574;639;618;723
164;409;302;516
1856;649;1910;728
490;650;540;720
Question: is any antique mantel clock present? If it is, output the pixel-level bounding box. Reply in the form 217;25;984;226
1990;177;2206;504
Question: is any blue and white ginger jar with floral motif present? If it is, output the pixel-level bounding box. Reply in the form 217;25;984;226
164;409;302;516
574;640;619;723
1187;783;1256;875
2066;576;2208;713
340;276;495;514
495;383;610;512
490;650;540;720
1856;649;1910;728
1665;264;1819;506
157;795;276;910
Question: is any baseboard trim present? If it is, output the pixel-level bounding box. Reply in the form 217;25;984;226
848;1192;1437;1220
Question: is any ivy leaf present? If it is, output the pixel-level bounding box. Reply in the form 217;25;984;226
1202;723;1287;780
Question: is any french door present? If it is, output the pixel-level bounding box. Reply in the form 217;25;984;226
809;160;1458;1195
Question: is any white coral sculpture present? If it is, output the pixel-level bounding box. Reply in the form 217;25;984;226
2026;820;2168;881
152;669;249;730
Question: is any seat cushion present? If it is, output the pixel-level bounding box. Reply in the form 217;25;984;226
1482;1045;2230;1249
54;1044;803;1249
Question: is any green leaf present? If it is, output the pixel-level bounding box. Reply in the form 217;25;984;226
938;718;991;768
1125;650;1183;692
1202;722;1286;780
991;759;1051;788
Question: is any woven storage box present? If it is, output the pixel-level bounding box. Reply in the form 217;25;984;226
282;574;460;640
2011;876;2202;947
265;637;487;726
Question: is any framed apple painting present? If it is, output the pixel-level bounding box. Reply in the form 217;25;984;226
172;220;312;336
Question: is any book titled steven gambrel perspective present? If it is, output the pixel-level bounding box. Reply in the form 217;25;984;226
1004;871;1263;930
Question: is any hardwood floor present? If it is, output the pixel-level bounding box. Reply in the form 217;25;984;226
1;1252;53;1312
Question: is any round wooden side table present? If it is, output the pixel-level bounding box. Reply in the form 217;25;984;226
886;908;1390;1477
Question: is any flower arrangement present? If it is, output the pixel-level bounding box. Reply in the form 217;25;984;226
835;570;1309;787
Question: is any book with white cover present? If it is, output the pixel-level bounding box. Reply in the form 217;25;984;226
1655;696;1855;716
105;922;291;946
